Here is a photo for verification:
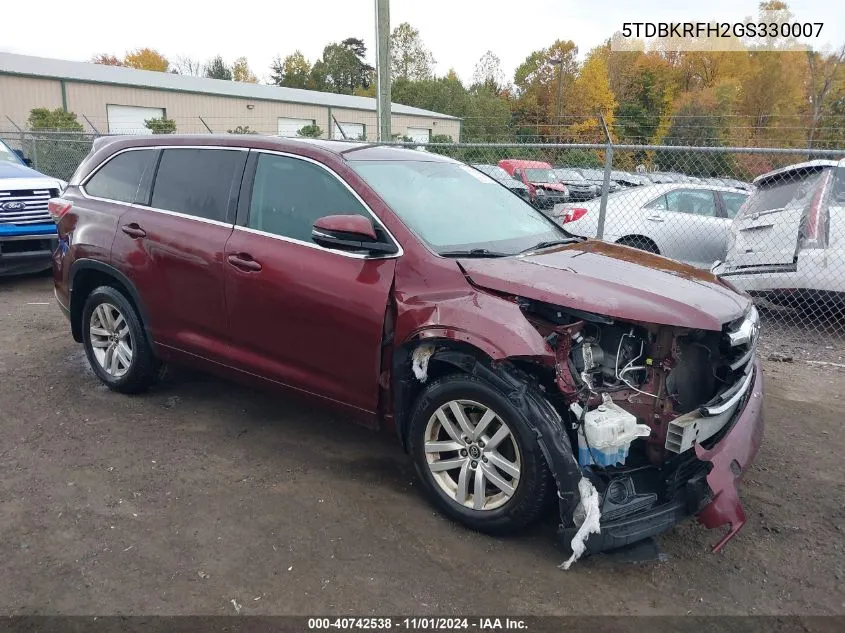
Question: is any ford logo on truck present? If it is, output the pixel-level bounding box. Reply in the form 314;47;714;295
1;201;27;211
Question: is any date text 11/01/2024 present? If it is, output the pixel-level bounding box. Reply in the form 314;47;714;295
307;618;529;630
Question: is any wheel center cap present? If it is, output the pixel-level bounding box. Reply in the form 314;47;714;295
468;445;481;459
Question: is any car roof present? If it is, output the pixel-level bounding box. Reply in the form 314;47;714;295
90;134;459;164
753;159;841;185
614;183;750;197
499;159;552;169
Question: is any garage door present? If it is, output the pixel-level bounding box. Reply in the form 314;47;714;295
333;122;365;140
107;105;166;135
406;127;430;143
278;117;315;137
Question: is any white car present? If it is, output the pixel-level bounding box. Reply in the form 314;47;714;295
556;183;749;269
714;159;845;308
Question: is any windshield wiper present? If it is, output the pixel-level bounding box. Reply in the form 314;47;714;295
519;238;580;254
440;248;510;258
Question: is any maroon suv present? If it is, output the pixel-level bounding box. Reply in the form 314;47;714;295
51;135;763;564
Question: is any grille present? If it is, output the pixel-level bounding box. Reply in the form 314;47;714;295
0;189;57;225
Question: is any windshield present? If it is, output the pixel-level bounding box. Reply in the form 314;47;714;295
351;160;568;255
0;140;24;165
555;169;585;181
524;168;558;183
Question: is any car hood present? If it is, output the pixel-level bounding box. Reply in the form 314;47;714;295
0;161;50;180
531;182;567;193
458;240;750;330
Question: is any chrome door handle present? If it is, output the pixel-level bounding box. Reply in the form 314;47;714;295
226;254;262;272
646;215;665;222
121;223;146;238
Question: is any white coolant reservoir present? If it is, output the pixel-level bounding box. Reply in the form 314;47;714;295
570;394;652;467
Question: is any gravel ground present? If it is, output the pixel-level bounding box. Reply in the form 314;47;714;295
1;274;844;616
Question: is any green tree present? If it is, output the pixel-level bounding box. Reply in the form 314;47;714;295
270;51;313;89
390;22;436;81
144;117;177;134
317;38;374;94
205;56;233;80
227;125;258;134
26;108;89;180
297;124;323;138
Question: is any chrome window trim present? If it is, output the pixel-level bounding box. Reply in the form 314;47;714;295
79;145;248;227
245;149;403;260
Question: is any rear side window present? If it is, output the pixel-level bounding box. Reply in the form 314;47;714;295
151;149;243;222
665;189;718;216
248;154;367;243
84;149;157;203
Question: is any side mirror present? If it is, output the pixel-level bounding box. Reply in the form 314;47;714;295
312;215;398;255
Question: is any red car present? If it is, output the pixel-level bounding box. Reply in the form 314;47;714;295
498;159;570;210
51;136;763;564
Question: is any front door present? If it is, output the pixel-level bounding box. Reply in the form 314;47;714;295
223;151;398;414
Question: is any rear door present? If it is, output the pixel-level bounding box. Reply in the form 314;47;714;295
643;188;726;267
110;146;247;358
222;151;398;414
726;167;833;268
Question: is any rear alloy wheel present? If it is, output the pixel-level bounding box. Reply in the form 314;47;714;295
409;374;552;535
89;302;133;378
82;285;158;394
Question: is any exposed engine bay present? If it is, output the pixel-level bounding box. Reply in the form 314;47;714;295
515;296;759;555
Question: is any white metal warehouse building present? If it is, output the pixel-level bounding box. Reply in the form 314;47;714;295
0;52;461;142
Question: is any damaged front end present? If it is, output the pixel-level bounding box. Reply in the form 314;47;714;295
515;298;764;563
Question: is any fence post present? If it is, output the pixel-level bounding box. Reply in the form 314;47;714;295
596;115;614;240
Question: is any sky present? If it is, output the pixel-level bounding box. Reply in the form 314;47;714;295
2;0;841;84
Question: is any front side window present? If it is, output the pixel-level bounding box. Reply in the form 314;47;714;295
85;149;157;203
248;154;367;243
350;160;567;255
151;149;242;222
645;194;668;211
664;189;717;216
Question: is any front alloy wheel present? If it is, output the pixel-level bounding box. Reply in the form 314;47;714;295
424;400;521;511
409;373;553;535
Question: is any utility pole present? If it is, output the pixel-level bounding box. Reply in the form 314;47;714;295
374;0;392;141
550;58;564;140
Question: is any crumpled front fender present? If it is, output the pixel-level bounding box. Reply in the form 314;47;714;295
695;357;765;551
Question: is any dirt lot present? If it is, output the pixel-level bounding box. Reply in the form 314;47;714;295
1;273;844;616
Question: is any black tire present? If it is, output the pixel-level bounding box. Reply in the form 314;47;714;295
617;235;660;254
407;373;553;535
81;285;158;394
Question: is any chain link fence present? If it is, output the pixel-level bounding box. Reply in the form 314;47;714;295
2;127;843;354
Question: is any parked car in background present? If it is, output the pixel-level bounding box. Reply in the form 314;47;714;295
714;159;845;308
51;135;762;562
498;159;569;209
702;177;755;193
647;171;703;185
0;138;66;275
611;171;650;188
557;183;750;269
553;168;599;201
575;168;621;193
471;164;532;203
